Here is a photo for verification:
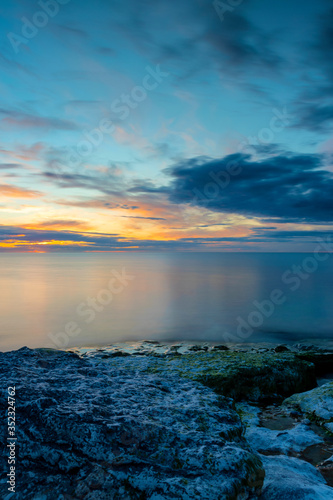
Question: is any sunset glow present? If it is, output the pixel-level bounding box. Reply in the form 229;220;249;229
1;1;332;252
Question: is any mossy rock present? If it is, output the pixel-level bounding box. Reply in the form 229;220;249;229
283;381;333;434
147;351;317;402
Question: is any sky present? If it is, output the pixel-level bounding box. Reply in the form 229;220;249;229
0;0;332;252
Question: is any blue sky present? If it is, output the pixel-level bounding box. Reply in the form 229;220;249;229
0;0;333;251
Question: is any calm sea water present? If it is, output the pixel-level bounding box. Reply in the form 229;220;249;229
0;253;332;352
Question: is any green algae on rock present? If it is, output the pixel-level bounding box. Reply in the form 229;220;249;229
145;351;317;402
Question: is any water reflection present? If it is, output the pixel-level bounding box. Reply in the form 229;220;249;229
0;252;332;351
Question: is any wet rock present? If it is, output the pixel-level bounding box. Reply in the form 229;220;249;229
236;403;323;457
284;382;333;434
319;455;333;487
0;348;264;500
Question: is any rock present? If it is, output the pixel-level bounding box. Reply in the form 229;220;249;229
0;348;264;499
274;345;289;353
143;351;317;402
187;344;205;352
170;344;182;349
102;350;131;358
236;403;323;457
290;410;302;418
294;344;319;351
211;345;229;351
302;418;311;425
319;455;333;488
295;351;333;376
260;455;333;499
245;423;323;455
283;382;333;433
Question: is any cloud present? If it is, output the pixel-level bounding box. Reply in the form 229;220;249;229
30;220;92;230
42;170;128;196
0;224;191;252
293;102;333;134
292;8;333;133
1;222;332;253
56;197;139;211
159;151;333;223
0;109;78;131
0;143;47;162
53;24;89;40
0;184;43;198
105;0;280;87
119;215;166;220
0;163;21;170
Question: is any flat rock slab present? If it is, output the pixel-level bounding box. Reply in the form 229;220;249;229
0;347;264;499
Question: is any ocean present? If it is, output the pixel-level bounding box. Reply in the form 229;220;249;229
0;252;332;351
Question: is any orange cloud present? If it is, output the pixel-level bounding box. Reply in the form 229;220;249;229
27;220;92;231
0;184;42;198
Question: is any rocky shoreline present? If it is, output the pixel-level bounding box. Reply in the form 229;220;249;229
1;342;333;499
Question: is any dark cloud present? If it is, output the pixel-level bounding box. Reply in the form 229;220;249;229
1;223;332;252
42;169;127;197
251;229;333;241
119;215;166;220
105;0;281;88
159;152;333;223
292;8;333;133
293;102;333;134
0;224;200;252
195;223;230;228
